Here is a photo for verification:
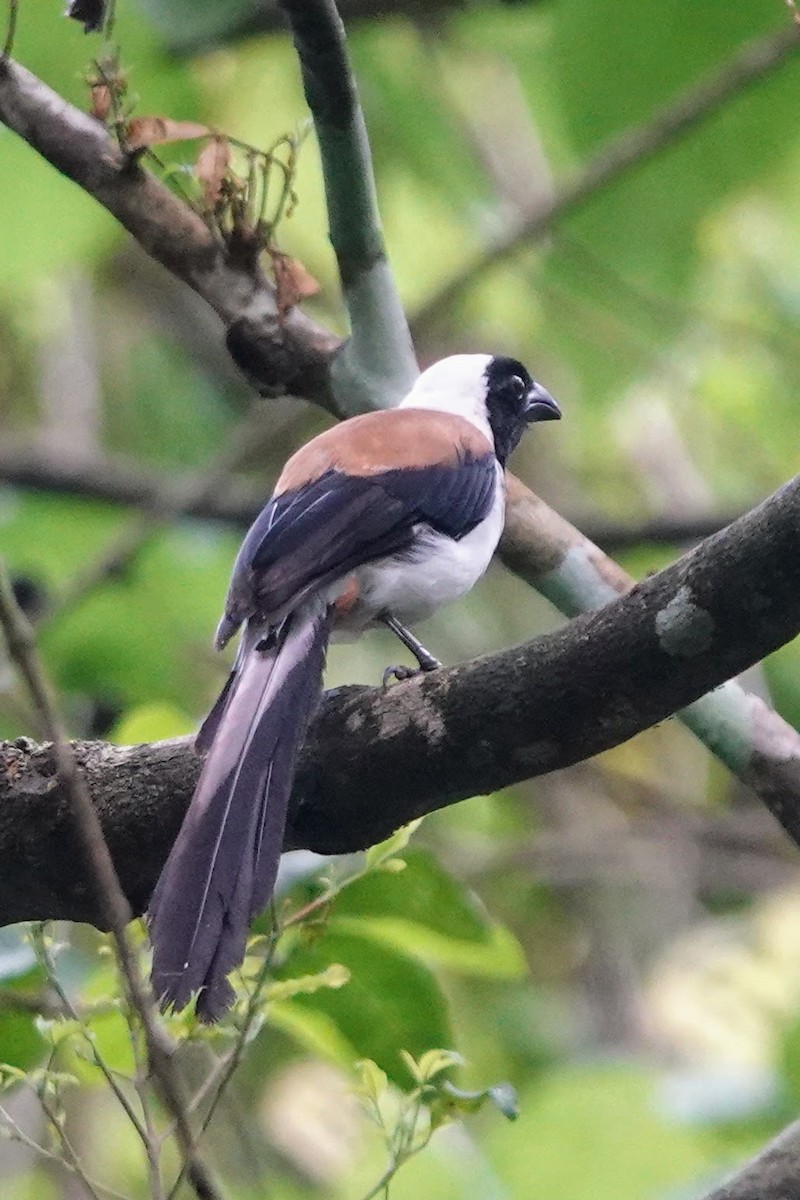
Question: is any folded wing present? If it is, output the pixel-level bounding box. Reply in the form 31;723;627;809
218;416;498;646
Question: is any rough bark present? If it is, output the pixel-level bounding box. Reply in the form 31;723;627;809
3;472;800;927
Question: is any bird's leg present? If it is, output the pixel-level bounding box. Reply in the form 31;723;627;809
379;613;442;686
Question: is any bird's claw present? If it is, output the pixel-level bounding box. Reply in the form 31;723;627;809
382;663;421;688
381;656;442;688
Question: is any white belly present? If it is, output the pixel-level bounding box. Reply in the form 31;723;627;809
335;471;506;633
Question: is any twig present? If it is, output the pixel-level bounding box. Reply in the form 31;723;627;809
32;925;150;1151
101;0;116;44
38;1088;106;1200
0;1097;126;1200
135;1055;166;1200
2;0;17;60
410;22;800;334
166;934;279;1200
122;968;166;1200
0;1099;65;1164
0;56;341;408
0;566;225;1200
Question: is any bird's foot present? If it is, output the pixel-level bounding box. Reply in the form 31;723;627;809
382;664;419;688
381;655;442;689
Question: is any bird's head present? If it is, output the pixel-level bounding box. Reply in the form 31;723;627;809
483;355;561;465
404;353;560;465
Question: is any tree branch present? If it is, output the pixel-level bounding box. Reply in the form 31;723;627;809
702;1118;800;1199
280;0;418;410
0;56;339;407
0;422;747;553
3;474;800;927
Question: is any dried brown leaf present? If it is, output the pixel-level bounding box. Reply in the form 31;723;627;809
269;250;321;317
90;83;112;122
125;117;210;151
195;137;231;206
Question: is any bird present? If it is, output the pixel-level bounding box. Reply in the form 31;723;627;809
147;353;560;1020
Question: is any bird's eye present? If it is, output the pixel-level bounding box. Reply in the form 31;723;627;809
509;375;526;400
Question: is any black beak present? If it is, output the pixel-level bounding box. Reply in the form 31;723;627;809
524;382;561;423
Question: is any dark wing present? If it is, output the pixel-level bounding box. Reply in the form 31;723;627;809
218;453;497;641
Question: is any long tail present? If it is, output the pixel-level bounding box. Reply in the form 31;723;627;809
148;596;333;1021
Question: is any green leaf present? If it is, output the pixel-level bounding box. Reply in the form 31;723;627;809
355;1058;388;1105
335;915;526;979
343;848;492;941
70;961;135;1080
335;848;527;978
273;930;451;1087
268;1001;358;1068
266;963;350;1003
364;820;424;872
0;1007;46;1079
415;1047;463;1082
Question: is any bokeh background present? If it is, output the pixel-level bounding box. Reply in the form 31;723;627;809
3;1;800;1196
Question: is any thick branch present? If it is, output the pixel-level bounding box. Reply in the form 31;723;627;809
3;475;800;927
702;1118;800;1199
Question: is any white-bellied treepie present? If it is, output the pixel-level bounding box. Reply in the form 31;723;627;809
148;354;560;1019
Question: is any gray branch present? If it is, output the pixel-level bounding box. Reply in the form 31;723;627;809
702;1118;800;1199
280;0;418;410
3;473;800;927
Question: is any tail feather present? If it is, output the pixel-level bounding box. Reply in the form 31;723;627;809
148;597;333;1020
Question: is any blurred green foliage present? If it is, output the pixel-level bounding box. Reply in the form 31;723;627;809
3;0;800;1196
